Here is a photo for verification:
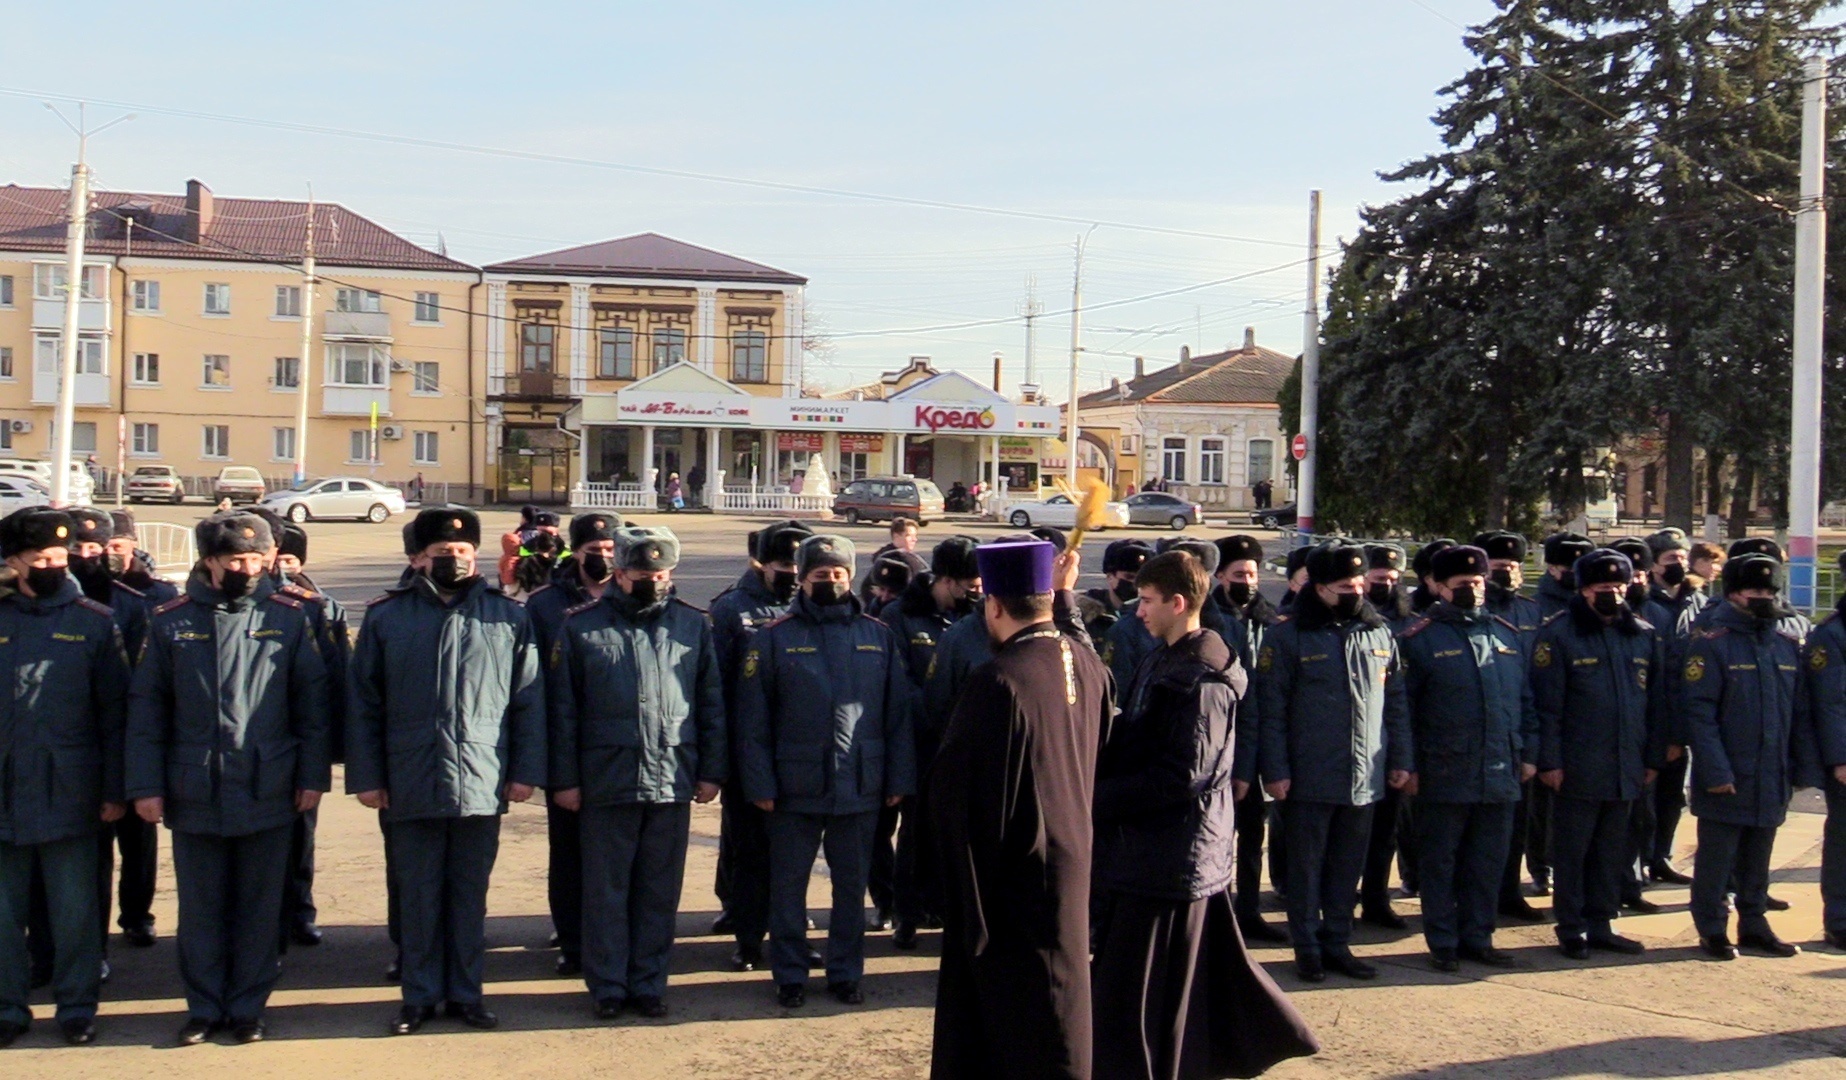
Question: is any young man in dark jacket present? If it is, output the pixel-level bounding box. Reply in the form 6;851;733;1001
1092;550;1317;1080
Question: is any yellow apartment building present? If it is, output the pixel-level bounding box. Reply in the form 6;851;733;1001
0;179;483;499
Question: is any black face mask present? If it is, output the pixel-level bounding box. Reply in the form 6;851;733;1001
581;552;613;584
1627;583;1651;608
1490;568;1514;591
1556;571;1576;590
219;568;259;599
1746;597;1781;622
70;553;110;587
1367;583;1395;608
628;577;659;606
810;580;847;606
428;555;476;590
105;551;132;578
1450;584;1479;610
1592;591;1623;617
768;569;798;602
1112;578;1138;603
24;565;67;598
1225;581;1254;607
1661;563;1687;587
1331;592;1362;620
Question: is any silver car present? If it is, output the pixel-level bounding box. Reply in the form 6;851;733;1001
1123;491;1203;530
261;476;407;523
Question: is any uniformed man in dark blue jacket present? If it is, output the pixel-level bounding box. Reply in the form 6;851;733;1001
1604;536;1674;914
710;519;810;970
127;513;330;1045
1359;543;1415;930
549;526;723;1019
1682;554;1807;960
1257;541;1411;982
1642;528;1703;886
1531;549;1667;960
1398;545;1535;972
0;509;129;1048
1083;538;1152;640
1514;531;1594;905
1536;533;1593;619
736;534;916;1008
527;511;622;978
1475;531;1543;636
1803;549;1846;951
1407;539;1456;615
1104;538;1232;693
865;553;917;619
347;507;546;1034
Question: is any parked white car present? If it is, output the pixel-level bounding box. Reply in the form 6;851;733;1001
1002;493;1129;530
260;476;406;523
0;458;94;505
0;475;52;512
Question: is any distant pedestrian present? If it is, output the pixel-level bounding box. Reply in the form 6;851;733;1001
409;473;425;504
665;473;684;512
687;464;706;506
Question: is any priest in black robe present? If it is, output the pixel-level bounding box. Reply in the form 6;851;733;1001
926;538;1111;1080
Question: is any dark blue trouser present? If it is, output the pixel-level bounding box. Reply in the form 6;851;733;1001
1233;785;1267;919
1414;800;1515;952
379;813;400;949
722;790;772;946
1690;818;1776;939
1551;796;1631;941
284;807;317;931
1280;800;1372;954
389;815;501;1008
1;834;101;1026
1825;778;1846;937
172;824;292;1023
108;815;159;933
767;809;877;986
1651;754;1690;864
1362;786;1407;910
581;802;690;1002
547;797;582;962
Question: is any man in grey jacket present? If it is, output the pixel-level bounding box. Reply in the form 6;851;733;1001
347;507;546;1035
549;526;724;1020
128;513;330;1046
737;534;916;1008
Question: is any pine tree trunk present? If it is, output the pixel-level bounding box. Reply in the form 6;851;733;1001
1483;421;1511;530
1664;411;1695;531
1703;450;1725;520
1728;462;1756;540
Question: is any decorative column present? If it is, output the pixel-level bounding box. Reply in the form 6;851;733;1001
696;287;718;373
640;424;657;495
705;426;722;507
783;287;804;394
485;281;507;395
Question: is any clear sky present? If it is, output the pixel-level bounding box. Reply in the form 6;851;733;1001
0;0;1497;398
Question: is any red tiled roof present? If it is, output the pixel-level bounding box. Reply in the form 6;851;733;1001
483;232;806;284
1078;342;1295;408
0;183;471;272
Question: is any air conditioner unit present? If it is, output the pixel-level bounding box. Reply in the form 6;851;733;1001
9;420;31;434
379;424;405;440
389;360;411;373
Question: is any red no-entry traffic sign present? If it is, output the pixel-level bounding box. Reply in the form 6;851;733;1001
1291;434;1308;461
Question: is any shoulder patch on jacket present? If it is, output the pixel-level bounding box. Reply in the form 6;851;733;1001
1683;654;1706;682
564;598;599;618
1491;615;1520;634
112;581;146;599
1809;647;1829;672
1532;641;1554;668
75;596;113;617
280;582;317;600
268;592;303;609
761;612;796;631
152;595;192;616
1399;616;1433;639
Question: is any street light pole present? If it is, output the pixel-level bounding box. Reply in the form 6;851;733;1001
1789;57;1827;611
1295;190;1323;548
294;192;316;484
1065;227;1095;491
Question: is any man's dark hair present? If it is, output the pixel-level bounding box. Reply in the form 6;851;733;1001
995;592;1054;621
1136;550;1209;612
890;516;917;536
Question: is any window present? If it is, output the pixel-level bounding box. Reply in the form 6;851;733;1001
597;328;636;379
651;328;686;368
132;352;159;385
1161;437;1188;484
1120;434;1137;454
273;427;296;462
0;425;10;452
841;451;870;481
202;354;231;388
34;264;104;299
39;337;104;376
413;292;441;322
132;422;159;455
131;280;161;312
203;283;231;315
335;288;382;313
1246;439;1275;488
273;356;300;389
412;361;440;394
349;430;376;463
0;275;12;306
326;343;386;386
731;331;768;383
274;285;301;318
0;347;11;379
413;430;439;465
71;422;96;454
1199;438;1225;485
202;425;230;459
520;324;555;372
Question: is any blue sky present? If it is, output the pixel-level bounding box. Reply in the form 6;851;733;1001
0;0;1497;396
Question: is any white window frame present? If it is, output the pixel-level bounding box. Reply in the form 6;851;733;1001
274;285;301;319
272;356;300;391
1160;437;1188;485
132;422;159;457
131;279;161;313
34;263;105;300
413;291;441;323
325;343;388;387
411;360;440;395
72;421;97;454
272;426;297;462
412;430;439;465
0;424;11;452
348;429;377;465
202;424;231;460
0;346;13;381
1199;437;1226;486
202;354;231;389
132;352;160;386
203;283;232;316
335;288;382;313
0;274;13;307
1246;438;1276;488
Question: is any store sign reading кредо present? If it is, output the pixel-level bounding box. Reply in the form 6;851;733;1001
914;406;996;433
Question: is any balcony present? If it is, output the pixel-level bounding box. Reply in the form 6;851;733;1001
323;310;392;340
491;372;575;400
31;371;112;408
33;298;111;332
322;385;392;416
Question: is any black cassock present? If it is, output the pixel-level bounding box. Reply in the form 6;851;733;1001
926;623;1111;1080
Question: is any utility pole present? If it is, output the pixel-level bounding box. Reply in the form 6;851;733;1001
45;104;131;507
1065;229;1095;491
1789;57;1827;610
1295;190;1323;548
294;191;317;484
1018;275;1042;389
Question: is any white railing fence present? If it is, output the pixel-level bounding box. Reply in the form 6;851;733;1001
715;489;835;514
135;521;197;582
571;483;659;512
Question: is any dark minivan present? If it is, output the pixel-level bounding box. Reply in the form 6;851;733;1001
833;475;946;525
